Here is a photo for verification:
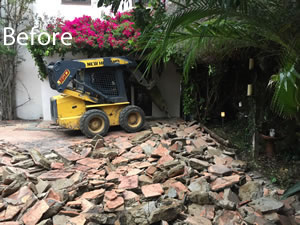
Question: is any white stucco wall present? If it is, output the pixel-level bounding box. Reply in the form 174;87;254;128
15;46;43;120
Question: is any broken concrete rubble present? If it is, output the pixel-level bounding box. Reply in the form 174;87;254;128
0;120;298;225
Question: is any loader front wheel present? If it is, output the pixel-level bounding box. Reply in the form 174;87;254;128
80;109;109;138
119;105;145;133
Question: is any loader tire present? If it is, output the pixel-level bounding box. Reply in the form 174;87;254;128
80;109;109;138
119;105;145;133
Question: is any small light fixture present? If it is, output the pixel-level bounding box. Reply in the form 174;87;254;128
221;112;225;118
247;84;253;96
269;129;275;137
249;58;254;70
239;101;242;107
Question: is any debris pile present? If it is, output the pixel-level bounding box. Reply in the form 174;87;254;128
0;121;299;225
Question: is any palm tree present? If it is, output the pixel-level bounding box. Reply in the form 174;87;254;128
139;0;300;119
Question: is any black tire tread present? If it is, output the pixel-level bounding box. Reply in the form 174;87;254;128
80;109;109;138
119;105;145;133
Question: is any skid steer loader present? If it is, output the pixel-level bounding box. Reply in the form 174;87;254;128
48;57;148;138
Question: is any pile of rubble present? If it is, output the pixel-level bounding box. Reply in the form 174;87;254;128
0;121;299;225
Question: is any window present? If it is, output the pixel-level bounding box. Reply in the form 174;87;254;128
62;0;91;5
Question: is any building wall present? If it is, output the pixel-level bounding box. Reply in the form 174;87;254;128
15;0;181;120
152;62;181;118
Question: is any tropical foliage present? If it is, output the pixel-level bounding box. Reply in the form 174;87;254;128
28;12;140;79
136;0;300;119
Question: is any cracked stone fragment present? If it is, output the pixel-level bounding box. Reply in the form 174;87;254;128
249;197;284;213
189;158;210;170
29;149;51;169
112;156;129;166
185;215;212;225
54;147;83;162
188;204;215;220
22;200;49;225
152;145;169;157
141;143;155;156
132;130;152;143
151;127;164;137
153;171;168;183
142;184;164;198
53;215;70;225
218;188;240;210
2;180;22;197
68;214;87;225
106;197;124;210
148;199;182;224
4;186;33;205
168;165;185;178
158;154;174;165
105;190;118;201
38;170;74;181
0;205;22;222
92;147;118;159
192;138;208;149
210;174;240;191
213;210;242;225
167;187;177;198
138;175;153;186
188;191;211;205
79;189;105;201
146;166;157;176
208;165;232;176
188;177;210;192
239;181;263;202
118;175;138;190
114;140;133;150
77;158;105;169
231;159;247;171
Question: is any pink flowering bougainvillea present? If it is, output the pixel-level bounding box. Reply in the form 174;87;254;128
28;12;141;79
47;12;140;53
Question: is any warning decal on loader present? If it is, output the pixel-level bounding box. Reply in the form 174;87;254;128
79;59;104;68
57;69;71;85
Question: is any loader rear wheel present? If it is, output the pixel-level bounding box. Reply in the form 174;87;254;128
119;105;145;133
80;109;109;138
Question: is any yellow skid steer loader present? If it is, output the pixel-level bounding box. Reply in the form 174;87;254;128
48;57;146;138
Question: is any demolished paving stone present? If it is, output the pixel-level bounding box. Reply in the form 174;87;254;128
239;181;264;202
148;199;182;224
0;121;299;225
185;215;212;225
188;177;210;192
106;196;124;210
76;158;104;169
188;204;215;220
38;170;74;181
142;184;164;198
118;175;139;190
210;174;241;191
189;158;210;170
104;190;118;201
79;189;105;201
208;164;232;176
249;197;284;213
0;205;22;222
22;200;49;225
54;147;83;162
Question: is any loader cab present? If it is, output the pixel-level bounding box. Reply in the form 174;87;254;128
75;67;128;103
